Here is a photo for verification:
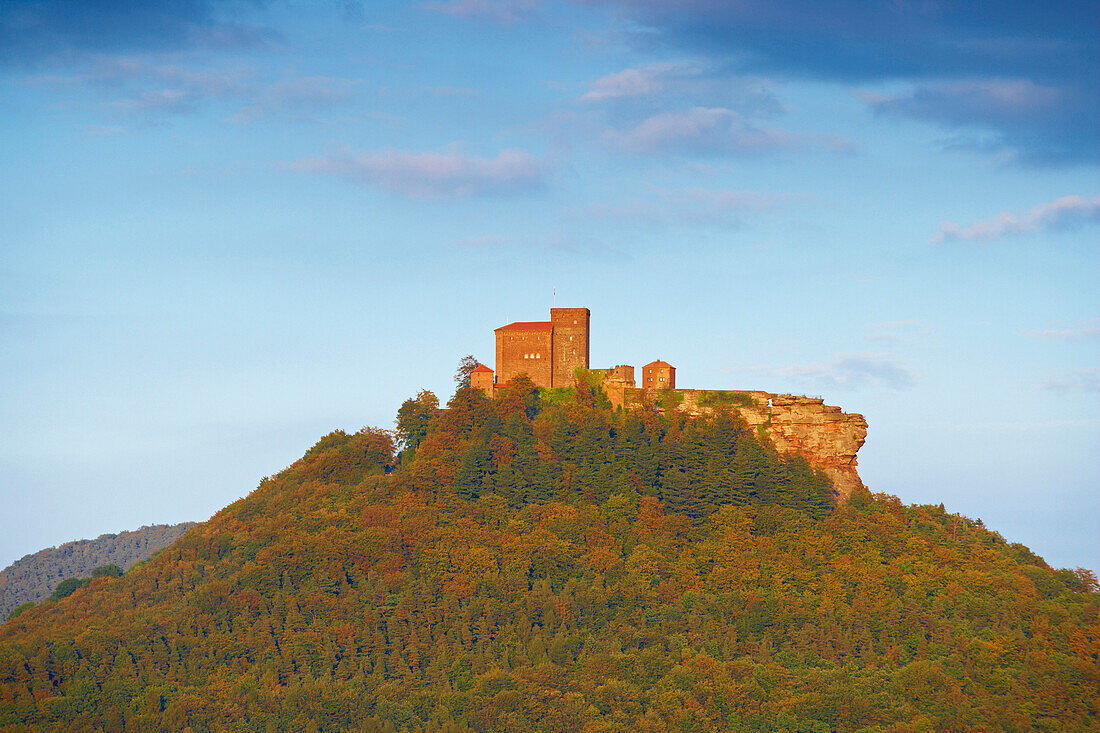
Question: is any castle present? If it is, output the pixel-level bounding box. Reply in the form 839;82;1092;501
471;306;675;399
471;306;870;501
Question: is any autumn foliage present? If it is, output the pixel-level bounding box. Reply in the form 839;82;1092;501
1;378;1097;731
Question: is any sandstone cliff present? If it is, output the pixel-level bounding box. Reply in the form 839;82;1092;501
624;389;868;501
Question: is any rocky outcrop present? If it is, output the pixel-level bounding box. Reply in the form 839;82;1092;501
625;388;868;502
758;394;868;500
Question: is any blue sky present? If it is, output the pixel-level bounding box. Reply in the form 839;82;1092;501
1;0;1097;572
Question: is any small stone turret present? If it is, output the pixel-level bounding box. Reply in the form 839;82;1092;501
642;360;676;390
470;363;495;396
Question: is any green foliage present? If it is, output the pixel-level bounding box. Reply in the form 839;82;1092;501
91;564;123;579
420;383;833;521
45;565;125;605
697;390;757;408
394;389;440;459
535;386;573;406
2;389;1098;732
5;602;34;622
454;354;480;388
301;427;395;483
48;577;88;601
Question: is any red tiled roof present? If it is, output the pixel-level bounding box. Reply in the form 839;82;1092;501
494;321;552;332
472;363;493;373
644;360;674;368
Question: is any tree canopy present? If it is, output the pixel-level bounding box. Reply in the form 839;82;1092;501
1;375;1097;732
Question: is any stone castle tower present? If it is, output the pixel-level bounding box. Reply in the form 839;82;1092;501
493;307;590;388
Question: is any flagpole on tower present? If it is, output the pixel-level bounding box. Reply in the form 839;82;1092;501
553;287;556;309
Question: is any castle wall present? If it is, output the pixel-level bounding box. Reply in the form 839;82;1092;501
550;308;589;387
496;327;553;387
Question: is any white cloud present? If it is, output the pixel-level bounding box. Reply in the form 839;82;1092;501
27;58;360;123
293;147;547;199
601;106;852;156
1040;368;1100;393
604;106;794;155
934;194;1100;243
1025;318;1100;340
580;62;700;102
230;76;358;123
772;354;916;390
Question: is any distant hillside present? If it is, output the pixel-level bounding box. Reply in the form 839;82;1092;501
0;522;195;618
1;377;1097;731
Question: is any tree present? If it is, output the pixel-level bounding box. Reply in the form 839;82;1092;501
455;445;491;500
455;355;480;389
6;602;35;621
92;564;123;579
395;390;440;457
49;577;88;601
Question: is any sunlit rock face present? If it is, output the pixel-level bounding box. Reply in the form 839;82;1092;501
629;388;869;502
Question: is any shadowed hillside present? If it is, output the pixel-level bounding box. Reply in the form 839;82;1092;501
1;378;1097;731
0;523;196;620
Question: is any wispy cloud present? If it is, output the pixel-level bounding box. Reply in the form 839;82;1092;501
586;187;788;226
109;88;198;115
293;147;548;199
1040;368;1100;394
230;76;359;123
422;0;536;23
934;194;1100;243
26;56;257;97
604;106;798;156
862;79;1062;124
864;320;931;346
1025;319;1100;340
580;62;701;102
582;0;1098;166
770;354;916;390
863;79;1097;165
0;1;273;66
27;58;359;122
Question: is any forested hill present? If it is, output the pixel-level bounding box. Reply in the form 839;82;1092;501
0;523;196;620
1;377;1098;732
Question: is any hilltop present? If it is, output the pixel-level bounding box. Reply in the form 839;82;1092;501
0;523;196;620
1;376;1097;731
